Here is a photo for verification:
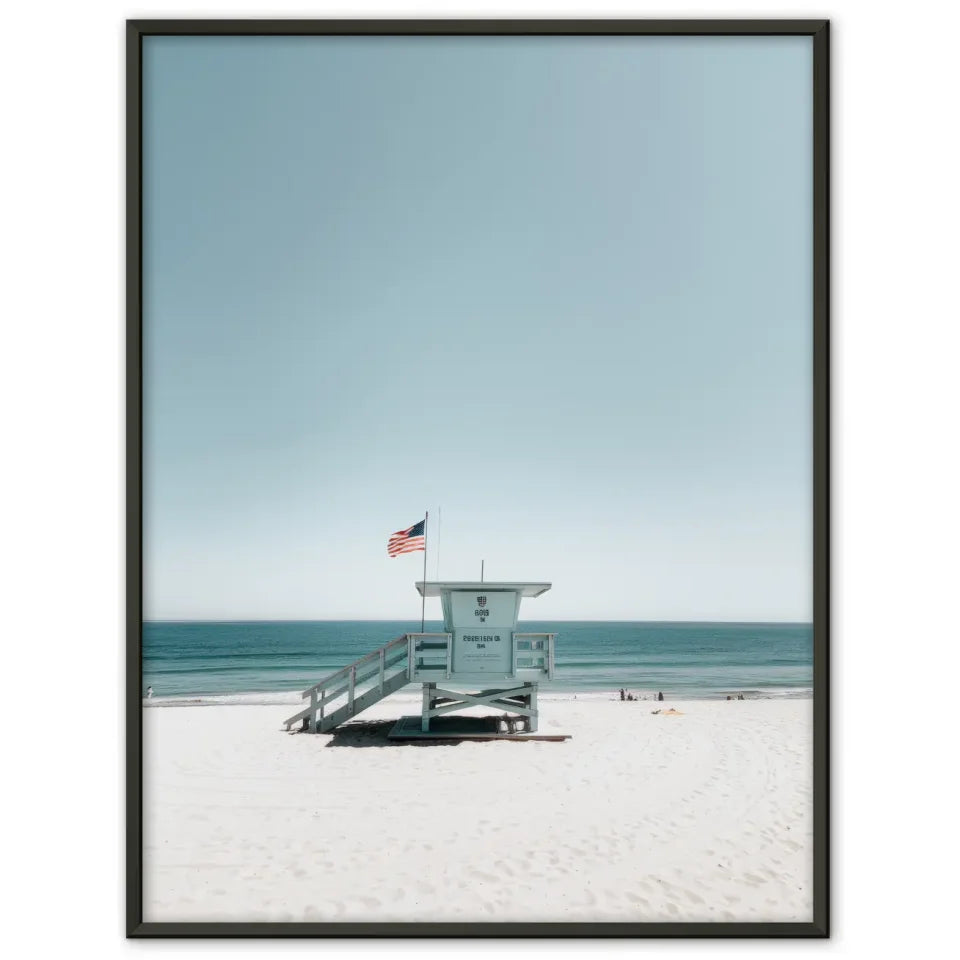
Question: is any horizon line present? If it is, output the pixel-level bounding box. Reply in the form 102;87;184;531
143;617;814;626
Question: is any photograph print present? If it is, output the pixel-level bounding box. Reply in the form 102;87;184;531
129;19;828;937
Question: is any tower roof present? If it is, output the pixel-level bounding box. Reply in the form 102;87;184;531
415;581;551;598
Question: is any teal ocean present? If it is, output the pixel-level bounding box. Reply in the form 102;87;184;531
143;621;812;700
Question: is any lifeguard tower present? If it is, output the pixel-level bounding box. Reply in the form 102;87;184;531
283;581;559;739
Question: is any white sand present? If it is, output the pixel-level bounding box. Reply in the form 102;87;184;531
143;696;813;923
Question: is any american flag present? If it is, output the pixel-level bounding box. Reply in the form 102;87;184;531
387;519;426;557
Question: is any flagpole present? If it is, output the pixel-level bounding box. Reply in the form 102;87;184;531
421;511;429;632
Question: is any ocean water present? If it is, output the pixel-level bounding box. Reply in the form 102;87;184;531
142;620;812;701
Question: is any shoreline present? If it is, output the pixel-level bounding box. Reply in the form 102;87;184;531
142;686;814;707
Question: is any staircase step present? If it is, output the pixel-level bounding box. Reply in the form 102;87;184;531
319;669;409;732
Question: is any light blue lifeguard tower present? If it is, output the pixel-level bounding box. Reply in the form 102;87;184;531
283;581;558;739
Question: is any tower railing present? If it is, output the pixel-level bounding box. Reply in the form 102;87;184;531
513;633;556;679
407;632;453;680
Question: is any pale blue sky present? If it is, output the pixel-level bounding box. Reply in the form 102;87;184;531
143;35;812;621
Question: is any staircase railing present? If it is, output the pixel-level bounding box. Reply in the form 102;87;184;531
282;634;409;733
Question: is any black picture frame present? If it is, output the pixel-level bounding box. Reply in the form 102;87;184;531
127;18;829;939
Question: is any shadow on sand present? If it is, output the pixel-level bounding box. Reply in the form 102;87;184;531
285;716;510;748
330;719;469;748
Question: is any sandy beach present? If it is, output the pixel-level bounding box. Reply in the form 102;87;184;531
143;695;813;923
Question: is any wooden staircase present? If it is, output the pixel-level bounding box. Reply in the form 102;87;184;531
283;635;409;733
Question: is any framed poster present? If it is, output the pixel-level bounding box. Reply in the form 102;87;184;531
128;18;829;937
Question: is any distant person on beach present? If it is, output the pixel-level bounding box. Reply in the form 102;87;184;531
146;686;153;699
619;688;625;701
657;691;664;702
